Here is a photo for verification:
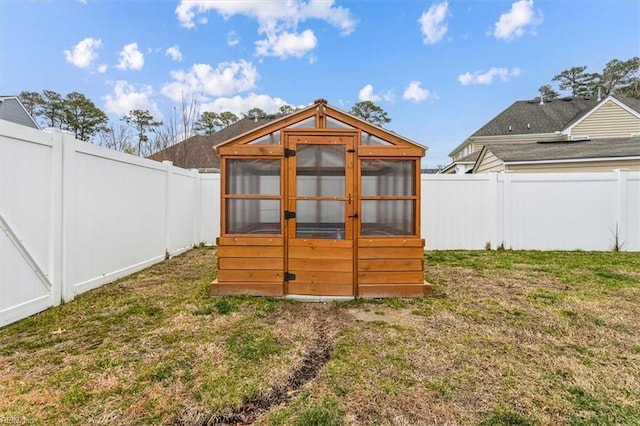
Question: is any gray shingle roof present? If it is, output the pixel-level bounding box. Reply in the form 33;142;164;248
148;115;280;170
471;97;599;137
486;137;640;163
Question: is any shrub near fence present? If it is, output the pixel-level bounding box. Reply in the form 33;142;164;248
2;119;639;327
0;120;219;327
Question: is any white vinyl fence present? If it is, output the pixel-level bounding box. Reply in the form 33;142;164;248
2;119;639;327
422;172;640;251
1;120;219;327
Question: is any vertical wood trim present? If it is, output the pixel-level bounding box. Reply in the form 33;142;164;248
220;158;227;236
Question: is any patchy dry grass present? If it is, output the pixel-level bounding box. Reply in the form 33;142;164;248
1;248;639;425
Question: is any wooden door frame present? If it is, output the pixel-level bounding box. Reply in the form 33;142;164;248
283;129;359;296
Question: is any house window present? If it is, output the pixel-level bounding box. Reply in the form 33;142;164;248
224;159;281;235
360;159;417;236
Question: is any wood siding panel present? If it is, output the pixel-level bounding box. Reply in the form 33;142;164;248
218;258;283;270
218;237;284;246
215;239;285;295
288;246;352;260
358;247;425;259
293;271;353;285
358;238;424;248
288;258;352;272
217;245;283;258
358;259;422;272
572;101;640;138
358;271;424;284
476;151;506;173
218;270;283;282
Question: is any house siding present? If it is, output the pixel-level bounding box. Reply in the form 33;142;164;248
571;100;640;138
475;151;506;173
506;158;640;173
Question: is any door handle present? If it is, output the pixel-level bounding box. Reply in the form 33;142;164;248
348;213;358;218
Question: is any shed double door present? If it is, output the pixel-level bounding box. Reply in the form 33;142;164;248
285;132;357;296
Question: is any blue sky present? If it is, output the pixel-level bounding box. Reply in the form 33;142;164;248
1;0;639;167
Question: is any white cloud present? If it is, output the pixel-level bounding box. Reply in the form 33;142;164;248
419;1;448;45
176;0;355;33
97;64;108;74
103;80;161;118
358;84;393;103
64;37;102;69
227;31;240;47
199;93;290;116
174;0;355;59
165;46;183;62
458;67;521;85
255;29;317;58
493;0;542;41
359;84;380;102
403;81;432;102
161;60;259;103
116;43;144;71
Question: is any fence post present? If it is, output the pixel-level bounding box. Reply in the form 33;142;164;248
501;171;513;250
60;131;77;302
614;169;628;251
192;169;201;247
163;161;173;258
489;172;499;250
48;130;63;307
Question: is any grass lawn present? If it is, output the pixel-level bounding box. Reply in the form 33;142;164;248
1;248;639;425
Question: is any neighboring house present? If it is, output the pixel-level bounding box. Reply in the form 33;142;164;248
0;96;40;129
148;115;281;171
474;137;640;173
441;95;640;173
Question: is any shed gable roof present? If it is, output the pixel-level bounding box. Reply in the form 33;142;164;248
217;98;426;152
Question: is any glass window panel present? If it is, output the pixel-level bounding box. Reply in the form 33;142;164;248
248;131;280;145
361;160;415;196
326;116;355;129
226;159;280;195
286;117;316;128
296;200;345;239
361;200;415;235
226;199;280;234
296;145;345;197
361;131;392;146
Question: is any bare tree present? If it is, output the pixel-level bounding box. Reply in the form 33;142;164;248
97;124;135;154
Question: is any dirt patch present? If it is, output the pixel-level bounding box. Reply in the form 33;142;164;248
181;308;336;426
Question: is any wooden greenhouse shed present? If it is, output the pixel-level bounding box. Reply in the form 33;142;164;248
212;99;429;298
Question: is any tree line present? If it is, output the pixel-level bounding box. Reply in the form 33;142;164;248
17;90;391;157
538;56;639;101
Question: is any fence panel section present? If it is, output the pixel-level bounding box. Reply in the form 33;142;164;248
1;122;61;326
63;136;169;299
422;174;495;250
